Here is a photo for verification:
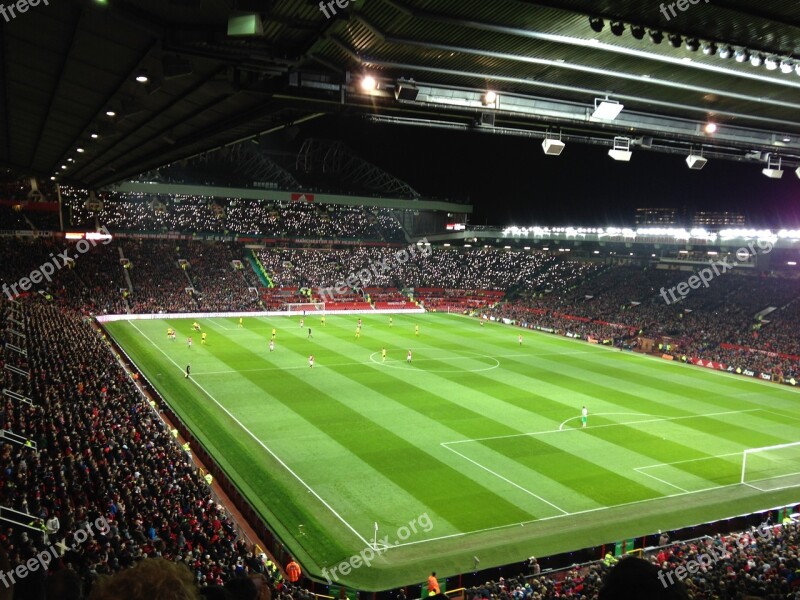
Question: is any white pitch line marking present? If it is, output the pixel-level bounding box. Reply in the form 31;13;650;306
633;467;690;493
126;320;371;548
441;443;569;515
443;409;762;445
559;412;656;431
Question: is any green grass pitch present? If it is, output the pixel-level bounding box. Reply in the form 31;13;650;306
103;312;800;590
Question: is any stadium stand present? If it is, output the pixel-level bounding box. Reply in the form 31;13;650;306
62;192;407;243
0;298;309;598
2;232;800;598
464;520;800;600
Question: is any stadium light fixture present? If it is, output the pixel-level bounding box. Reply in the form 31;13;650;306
686;151;707;170
589;17;604;33
702;42;717;56
780;60;794;74
482;90;498;106
668;34;682;48
592;98;624;120
608;136;632;161
685;38;700;52
705;122;717;134
762;155;784;178
750;53;764;67
735;48;749;63
360;75;377;91
719;45;733;59
648;30;663;44
630;24;645;40
609;21;624;36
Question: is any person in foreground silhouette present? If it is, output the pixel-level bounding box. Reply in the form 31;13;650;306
598;557;689;600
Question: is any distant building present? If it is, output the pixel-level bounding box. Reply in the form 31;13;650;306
635;208;678;226
691;211;746;227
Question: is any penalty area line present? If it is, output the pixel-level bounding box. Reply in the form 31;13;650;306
441;443;569;515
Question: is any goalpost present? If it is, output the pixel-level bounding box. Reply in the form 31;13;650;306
741;441;800;491
282;302;326;314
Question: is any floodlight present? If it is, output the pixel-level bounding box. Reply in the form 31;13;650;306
589;17;604;33
360;75;377;91
702;43;717;56
592;98;624;120
608;137;632;161
762;155;784;178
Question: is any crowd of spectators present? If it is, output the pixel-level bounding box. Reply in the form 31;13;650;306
256;247;600;294
0;298;313;599
175;242;261;313
62;192;406;243
464;520;800;599
2;236;800;375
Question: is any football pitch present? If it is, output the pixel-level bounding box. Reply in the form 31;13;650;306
103;312;800;590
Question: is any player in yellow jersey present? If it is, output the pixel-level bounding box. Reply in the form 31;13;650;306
238;317;243;328
167;327;173;339
271;327;276;339
355;325;361;339
321;315;326;326
415;324;419;336
201;332;207;345
381;347;387;362
389;316;393;327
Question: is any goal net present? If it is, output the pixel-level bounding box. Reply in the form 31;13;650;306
741;441;800;491
282;302;326;314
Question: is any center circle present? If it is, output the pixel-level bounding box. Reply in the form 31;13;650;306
370;349;501;373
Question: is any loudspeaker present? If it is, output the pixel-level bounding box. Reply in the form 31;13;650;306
686;155;707;170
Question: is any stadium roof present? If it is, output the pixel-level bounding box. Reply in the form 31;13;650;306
3;0;800;188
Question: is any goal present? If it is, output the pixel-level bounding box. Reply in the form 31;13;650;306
741;441;800;491
282;302;326;314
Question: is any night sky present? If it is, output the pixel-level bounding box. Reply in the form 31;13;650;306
298;116;800;228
